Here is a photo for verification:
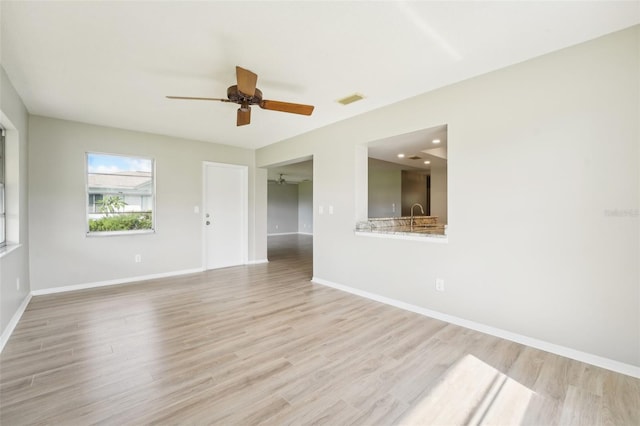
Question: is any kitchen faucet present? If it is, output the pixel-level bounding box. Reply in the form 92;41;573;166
410;203;425;228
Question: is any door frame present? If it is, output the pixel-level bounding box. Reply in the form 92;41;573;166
202;161;248;270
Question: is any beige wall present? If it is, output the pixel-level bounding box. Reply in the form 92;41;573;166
0;66;30;338
298;181;313;234
368;158;402;218
430;163;447;224
267;182;298;234
257;27;640;366
28;116;260;290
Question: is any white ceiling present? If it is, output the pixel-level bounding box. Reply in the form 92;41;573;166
270;125;447;182
267;159;313;183
1;1;639;150
368;124;448;172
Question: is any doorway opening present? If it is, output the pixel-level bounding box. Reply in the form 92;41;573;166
265;156;314;277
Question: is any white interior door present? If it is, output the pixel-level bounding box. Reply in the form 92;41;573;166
203;162;247;269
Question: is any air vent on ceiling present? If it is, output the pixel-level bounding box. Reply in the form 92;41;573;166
337;93;364;105
407;155;422;160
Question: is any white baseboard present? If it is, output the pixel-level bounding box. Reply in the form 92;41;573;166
267;232;313;237
31;268;205;296
246;259;269;265
311;276;640;379
0;293;32;353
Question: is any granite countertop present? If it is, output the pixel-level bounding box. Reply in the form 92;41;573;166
355;216;447;238
362;225;447;238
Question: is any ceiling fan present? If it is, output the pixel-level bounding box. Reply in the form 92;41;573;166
167;66;315;126
268;174;289;185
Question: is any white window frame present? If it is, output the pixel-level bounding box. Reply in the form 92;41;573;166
85;152;156;236
0;128;5;248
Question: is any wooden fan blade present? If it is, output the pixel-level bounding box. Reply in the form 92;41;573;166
166;96;230;102
237;107;251;126
260;100;314;116
236;66;257;97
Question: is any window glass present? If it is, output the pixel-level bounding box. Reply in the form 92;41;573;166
87;153;154;234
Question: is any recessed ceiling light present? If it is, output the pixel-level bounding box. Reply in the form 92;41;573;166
424;161;430;164
432;139;441;144
397;153;405;158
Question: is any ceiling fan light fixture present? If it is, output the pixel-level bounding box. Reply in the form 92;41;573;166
237;106;251;126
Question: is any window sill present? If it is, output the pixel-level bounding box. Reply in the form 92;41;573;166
86;229;156;237
0;243;22;259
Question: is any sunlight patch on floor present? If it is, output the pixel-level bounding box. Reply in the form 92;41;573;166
399;354;534;425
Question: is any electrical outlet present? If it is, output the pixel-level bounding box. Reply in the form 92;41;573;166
275;224;279;229
16;278;20;291
135;254;142;263
329;205;334;215
435;278;445;292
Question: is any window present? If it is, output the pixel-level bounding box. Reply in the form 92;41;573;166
0;129;5;247
361;124;448;237
86;153;155;235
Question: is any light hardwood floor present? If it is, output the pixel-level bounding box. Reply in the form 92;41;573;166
1;234;638;425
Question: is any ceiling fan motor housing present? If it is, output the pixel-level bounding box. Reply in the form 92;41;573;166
227;85;263;106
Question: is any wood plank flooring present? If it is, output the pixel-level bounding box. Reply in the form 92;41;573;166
1;234;639;425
